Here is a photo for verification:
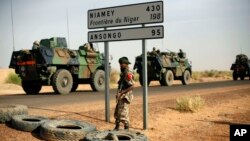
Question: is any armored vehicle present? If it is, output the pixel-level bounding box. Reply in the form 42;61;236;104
230;54;250;80
9;37;106;94
133;49;192;86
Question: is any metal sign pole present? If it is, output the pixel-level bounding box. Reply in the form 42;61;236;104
104;27;110;122
142;24;148;129
88;1;164;128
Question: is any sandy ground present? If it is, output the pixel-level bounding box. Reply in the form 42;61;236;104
0;69;250;141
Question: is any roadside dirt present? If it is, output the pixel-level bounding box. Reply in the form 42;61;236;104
0;69;249;141
0;84;250;141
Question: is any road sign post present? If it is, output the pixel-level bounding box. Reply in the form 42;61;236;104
88;26;164;42
88;1;164;130
88;1;163;29
104;29;110;122
142;24;148;129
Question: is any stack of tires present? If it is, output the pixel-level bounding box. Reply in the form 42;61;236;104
40;119;96;141
0;105;28;123
1;104;147;141
85;130;148;141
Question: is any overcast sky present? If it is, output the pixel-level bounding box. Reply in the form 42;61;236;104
0;0;249;70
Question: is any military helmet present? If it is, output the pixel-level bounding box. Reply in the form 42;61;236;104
84;43;90;48
119;57;131;64
33;40;40;46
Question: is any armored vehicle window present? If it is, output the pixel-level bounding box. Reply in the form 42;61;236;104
40;39;50;48
49;37;67;48
57;37;67;48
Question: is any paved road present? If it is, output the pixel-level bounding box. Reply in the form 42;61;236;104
0;80;249;107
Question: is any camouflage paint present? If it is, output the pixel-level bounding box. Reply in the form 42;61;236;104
78;49;90;78
79;65;90;78
134;50;192;80
9;37;106;85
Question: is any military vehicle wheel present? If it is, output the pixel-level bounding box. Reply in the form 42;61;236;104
233;72;238;80
182;70;191;85
22;80;42;94
52;69;73;95
139;74;151;86
159;79;165;86
240;76;245;80
159;74;166;86
240;72;245;80
249;71;250;80
71;81;78;92
90;69;105;91
162;70;174;86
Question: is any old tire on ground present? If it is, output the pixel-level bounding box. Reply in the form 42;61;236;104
22;80;42;94
11;115;48;132
233;71;238;80
52;69;73;95
40;119;96;141
181;70;191;85
90;69;105;91
85;130;147;141
162;70;174;86
0;105;28;123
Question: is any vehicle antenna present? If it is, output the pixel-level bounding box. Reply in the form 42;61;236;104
11;0;15;51
66;9;70;49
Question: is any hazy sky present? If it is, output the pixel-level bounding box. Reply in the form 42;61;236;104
0;0;249;70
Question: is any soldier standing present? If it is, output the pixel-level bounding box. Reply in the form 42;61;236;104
114;57;135;130
32;40;40;50
151;47;158;56
178;49;184;58
84;43;95;52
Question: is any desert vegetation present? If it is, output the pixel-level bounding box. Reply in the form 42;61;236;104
5;72;21;85
192;70;232;81
176;95;205;112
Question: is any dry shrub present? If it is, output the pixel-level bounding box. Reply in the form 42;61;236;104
192;70;232;81
110;69;120;84
5;72;21;85
133;72;139;82
176;95;205;112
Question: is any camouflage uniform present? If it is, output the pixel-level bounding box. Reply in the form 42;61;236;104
84;43;95;52
151;47;158;56
114;68;134;127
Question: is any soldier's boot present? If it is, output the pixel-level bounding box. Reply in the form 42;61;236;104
114;123;120;130
124;123;129;130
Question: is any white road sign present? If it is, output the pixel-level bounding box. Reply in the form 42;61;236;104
88;26;164;42
88;1;163;29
